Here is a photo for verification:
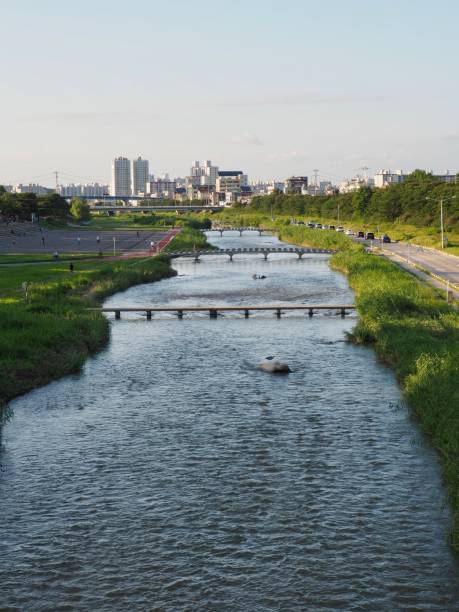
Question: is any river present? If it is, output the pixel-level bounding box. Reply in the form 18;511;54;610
1;232;458;611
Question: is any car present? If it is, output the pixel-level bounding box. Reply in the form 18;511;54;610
365;232;375;240
315;223;322;229
322;224;329;230
329;225;335;230
335;226;344;232
345;229;355;236
357;231;365;238
307;222;315;228
382;234;391;243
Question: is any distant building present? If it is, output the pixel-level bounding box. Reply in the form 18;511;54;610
14;183;53;195
111;157;131;197
285;176;308;194
189;160;219;188
59;183;110;197
132;157;149;195
435;171;457;184
145;179;176;199
373;170;406;189
216;171;245;193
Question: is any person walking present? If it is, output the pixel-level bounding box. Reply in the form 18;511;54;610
69;263;74;273
136;230;140;239
96;235;100;245
41;236;45;247
77;235;81;246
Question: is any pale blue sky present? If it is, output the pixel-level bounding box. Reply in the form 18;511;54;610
1;0;458;185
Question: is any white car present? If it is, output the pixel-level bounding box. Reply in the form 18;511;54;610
335;226;344;232
345;229;355;236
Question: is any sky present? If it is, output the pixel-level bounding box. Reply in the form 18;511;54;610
1;0;458;186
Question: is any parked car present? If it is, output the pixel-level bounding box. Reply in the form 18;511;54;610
322;224;329;230
365;232;375;240
336;226;344;232
307;222;315;228
329;225;335;230
382;234;391;243
345;229;355;236
357;231;365;238
315;223;323;229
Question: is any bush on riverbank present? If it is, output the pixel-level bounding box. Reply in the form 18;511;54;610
164;226;213;252
0;254;176;406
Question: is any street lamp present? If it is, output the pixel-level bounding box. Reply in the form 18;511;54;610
426;195;456;249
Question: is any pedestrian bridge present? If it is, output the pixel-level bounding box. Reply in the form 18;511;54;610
205;227;265;236
92;304;355;320
168;247;334;261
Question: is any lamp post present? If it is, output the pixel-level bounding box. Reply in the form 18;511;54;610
426;195;456;249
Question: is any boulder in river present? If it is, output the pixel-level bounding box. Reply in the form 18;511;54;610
259;359;291;374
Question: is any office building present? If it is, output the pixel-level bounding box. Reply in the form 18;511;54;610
284;176;308;194
132;156;149;195
111;157;131;197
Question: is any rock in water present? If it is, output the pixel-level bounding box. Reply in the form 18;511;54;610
259;360;291;374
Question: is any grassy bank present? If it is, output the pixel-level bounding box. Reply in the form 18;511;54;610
0;255;176;406
164;226;214;252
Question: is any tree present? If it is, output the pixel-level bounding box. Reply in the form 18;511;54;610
38;193;70;219
70;198;91;221
352;186;372;216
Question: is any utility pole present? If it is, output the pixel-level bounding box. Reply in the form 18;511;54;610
440;199;444;249
54;170;59;192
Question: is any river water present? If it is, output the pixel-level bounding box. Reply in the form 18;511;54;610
1;232;458;611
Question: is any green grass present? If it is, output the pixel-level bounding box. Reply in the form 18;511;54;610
0;254;176;406
163;226;214;252
0;253;101;264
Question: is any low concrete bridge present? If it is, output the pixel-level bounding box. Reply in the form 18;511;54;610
94;304;356;320
206;227;265;236
167;247;334;262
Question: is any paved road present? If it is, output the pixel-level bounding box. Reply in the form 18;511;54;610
0;227;169;255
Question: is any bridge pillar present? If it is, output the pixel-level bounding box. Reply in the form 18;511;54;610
177;310;183;319
115;310;121;320
244;309;249;318
297;252;303;259
229;252;234;262
341;308;346;318
194;255;200;263
146;310;152;320
308;308;313;317
276;308;281;318
209;309;218;318
219;230;223;237
258;229;262;235
239;229;243;236
263;251;268;260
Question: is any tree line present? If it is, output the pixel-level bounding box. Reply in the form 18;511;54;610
240;171;459;227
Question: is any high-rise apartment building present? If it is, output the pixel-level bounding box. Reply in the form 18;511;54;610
132;156;149;195
111;157;131;197
189;160;219;187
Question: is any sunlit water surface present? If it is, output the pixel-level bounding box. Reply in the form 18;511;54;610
1;232;458;611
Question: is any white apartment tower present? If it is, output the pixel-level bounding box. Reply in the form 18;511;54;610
132;156;149;195
111;157;131;197
190;160;219;187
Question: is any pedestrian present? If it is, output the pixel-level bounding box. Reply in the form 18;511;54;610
77;236;81;246
69;263;74;273
150;240;155;255
41;236;45;246
53;251;59;260
96;235;100;244
136;230;140;238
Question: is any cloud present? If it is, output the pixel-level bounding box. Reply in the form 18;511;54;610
229;133;263;146
218;91;385;109
267;151;308;162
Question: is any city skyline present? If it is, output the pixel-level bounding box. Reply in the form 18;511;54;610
1;1;458;183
